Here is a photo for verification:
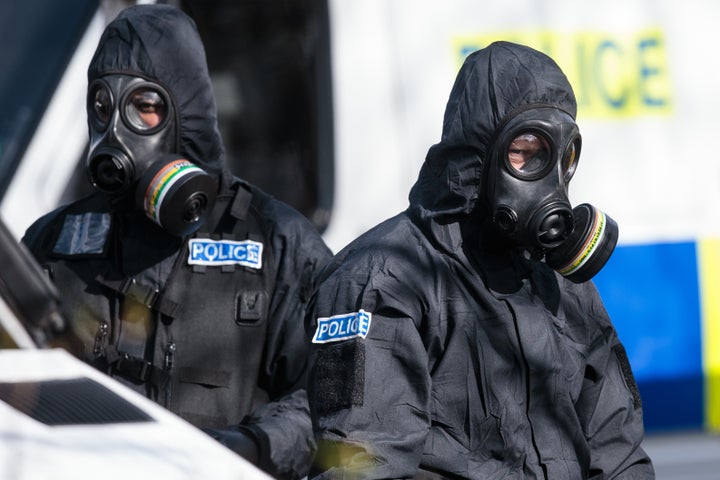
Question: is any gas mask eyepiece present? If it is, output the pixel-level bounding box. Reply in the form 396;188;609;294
545;204;619;283
135;155;218;237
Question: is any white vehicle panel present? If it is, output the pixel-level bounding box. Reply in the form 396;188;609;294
0;349;270;480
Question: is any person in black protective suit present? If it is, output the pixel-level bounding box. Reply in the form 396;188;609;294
305;41;654;479
22;5;332;479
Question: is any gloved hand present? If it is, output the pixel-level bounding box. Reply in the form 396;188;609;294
202;427;260;464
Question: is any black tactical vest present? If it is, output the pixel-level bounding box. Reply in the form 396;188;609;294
35;182;277;428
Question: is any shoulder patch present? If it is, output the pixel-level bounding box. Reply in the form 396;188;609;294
53;212;110;255
187;238;263;268
312;310;372;344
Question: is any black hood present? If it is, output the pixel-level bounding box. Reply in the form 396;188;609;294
409;41;576;223
87;4;229;184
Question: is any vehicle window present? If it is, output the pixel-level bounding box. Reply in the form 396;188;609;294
0;0;99;197
181;0;334;232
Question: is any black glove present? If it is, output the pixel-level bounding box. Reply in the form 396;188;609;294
202;427;260;464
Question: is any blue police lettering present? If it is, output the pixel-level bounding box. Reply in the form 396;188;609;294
312;310;372;344
187;239;263;268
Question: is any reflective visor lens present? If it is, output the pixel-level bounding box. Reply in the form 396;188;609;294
506;132;551;176
124;87;167;132
90;83;113;130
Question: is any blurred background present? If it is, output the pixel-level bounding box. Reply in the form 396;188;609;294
1;0;718;477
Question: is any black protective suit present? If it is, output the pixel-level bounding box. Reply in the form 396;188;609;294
22;6;331;479
306;42;653;479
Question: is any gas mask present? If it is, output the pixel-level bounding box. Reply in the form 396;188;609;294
485;107;618;283
86;74;217;237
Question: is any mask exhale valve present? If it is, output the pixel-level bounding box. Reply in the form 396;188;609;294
545;203;618;283
87;147;135;194
529;202;574;249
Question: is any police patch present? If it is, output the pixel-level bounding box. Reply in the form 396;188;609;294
187;238;263;268
312;310;372;344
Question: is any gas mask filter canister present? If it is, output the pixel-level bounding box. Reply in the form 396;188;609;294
135;155;218;237
545;203;618;283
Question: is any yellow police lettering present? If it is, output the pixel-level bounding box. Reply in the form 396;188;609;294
454;28;672;119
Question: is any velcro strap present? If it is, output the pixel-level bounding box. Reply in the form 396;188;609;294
153;293;182;318
114;352;170;389
95;274;181;318
121;278;159;307
230;185;252;220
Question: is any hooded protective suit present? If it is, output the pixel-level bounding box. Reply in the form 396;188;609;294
22;5;331;479
306;42;653;479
